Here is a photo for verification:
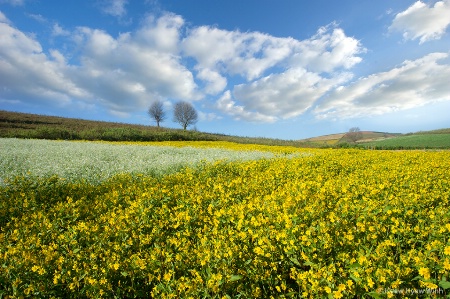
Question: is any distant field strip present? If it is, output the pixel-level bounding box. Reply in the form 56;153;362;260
362;134;450;148
0;138;295;183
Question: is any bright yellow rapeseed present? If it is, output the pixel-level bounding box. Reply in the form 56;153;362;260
0;146;449;298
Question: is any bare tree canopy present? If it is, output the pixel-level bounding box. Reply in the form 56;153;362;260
173;101;198;130
148;100;166;127
347;127;363;143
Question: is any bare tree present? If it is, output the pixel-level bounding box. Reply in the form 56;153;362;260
173;101;198;130
347;127;363;143
148;100;166;127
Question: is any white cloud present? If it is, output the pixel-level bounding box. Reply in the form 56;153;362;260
52;23;70;37
26;13;47;24
0;21;89;106
233;68;353;119
198;111;222;121
135;13;184;53
314;52;450;119
389;0;450;44
183;23;363;82
290;25;364;72
0;11;10;23
184;23;363;122
70;19;199;114
182;26;296;81
215;91;277;123
1;10;367;123
196;68;227;95
0;12;199;117
99;0;128;18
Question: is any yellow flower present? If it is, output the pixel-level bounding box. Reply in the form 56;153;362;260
163;271;172;282
420;281;438;289
337;284;346;292
444;259;450;270
53;273;60;285
367;277;374;288
333;290;343;299
444;246;450;255
111;262;120;271
418;267;430;280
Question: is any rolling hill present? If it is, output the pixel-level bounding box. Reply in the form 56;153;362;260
1;110;449;149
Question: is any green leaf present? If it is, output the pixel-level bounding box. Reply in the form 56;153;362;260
347;262;360;269
289;257;301;266
350;274;361;283
230;275;243;282
286;292;297;297
73;248;80;254
366;291;383;299
121;271;128;277
439;280;450;290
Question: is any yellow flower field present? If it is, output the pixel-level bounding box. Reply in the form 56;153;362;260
0;142;449;298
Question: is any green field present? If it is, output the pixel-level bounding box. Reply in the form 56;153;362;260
361;134;450;149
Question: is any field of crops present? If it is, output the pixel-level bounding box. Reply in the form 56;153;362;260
0;139;291;184
1;139;450;298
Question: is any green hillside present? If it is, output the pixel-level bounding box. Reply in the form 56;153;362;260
2;110;449;149
0;110;312;147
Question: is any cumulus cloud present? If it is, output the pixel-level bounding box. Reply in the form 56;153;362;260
196;68;227;95
0;20;89;106
183;23;363;82
314;52;450;119
69;17;199;114
389;0;450;44
233;68;353;119
215;91;277;123
203;24;363;121
1;10;367;123
182;26;296;81
290;24;364;72
0;12;199;116
135;13;184;53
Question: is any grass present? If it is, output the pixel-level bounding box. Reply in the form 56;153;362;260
1;110;449;149
0;110;315;148
361;134;450;149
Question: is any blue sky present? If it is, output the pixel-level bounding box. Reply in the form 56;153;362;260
1;0;449;139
